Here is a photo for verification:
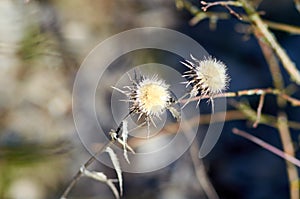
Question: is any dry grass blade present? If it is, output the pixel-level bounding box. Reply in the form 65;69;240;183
80;166;120;199
106;147;123;196
121;120;130;163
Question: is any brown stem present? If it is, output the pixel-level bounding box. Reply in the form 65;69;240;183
180;88;300;106
294;0;300;13
253;28;286;107
182;119;219;199
277;113;299;199
60;112;132;198
179;0;300;34
239;0;300;85
201;1;242;19
253;94;265;128
60;141;114;199
264;20;300;35
232;128;300;167
189;139;220;199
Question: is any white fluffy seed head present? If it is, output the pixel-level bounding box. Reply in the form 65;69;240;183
120;74;171;120
113;74;179;137
182;55;229;98
136;77;170;117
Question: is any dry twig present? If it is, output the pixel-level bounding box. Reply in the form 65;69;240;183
294;0;300;13
60;113;132;199
201;1;243;19
60;141;114;199
180;88;300;106
178;0;300;34
277;113;299;199
253;94;265;128
232;128;300;168
189;139;220;199
239;0;300;85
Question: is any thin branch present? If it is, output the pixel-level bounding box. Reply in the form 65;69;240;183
176;0;230;27
201;1;243;20
253;94;265;128
202;0;300;84
181;119;220;199
253;28;286;107
190;11;229;27
60;113;132;199
263;19;300;35
294;0;300;13
179;0;300;34
179;88;300;106
60;141;114;199
239;0;300;85
180;0;300;83
189;138;220;199
201;0;242;10
126;109;300;150
232;128;300;167
229;99;300;130
277;113;299;199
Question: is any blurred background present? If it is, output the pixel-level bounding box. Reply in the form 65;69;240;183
1;0;300;199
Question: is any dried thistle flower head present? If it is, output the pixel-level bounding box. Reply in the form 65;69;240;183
181;54;229;110
114;73;180;136
135;76;170;118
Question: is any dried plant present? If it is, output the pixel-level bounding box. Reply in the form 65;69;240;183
59;1;300;199
113;74;180;136
176;1;300;199
181;54;230;110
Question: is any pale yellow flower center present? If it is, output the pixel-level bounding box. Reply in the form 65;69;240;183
137;83;169;115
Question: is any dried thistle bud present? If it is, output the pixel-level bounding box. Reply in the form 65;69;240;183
181;54;229;110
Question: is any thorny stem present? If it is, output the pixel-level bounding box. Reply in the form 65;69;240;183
179;88;300;106
60;113;132;199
